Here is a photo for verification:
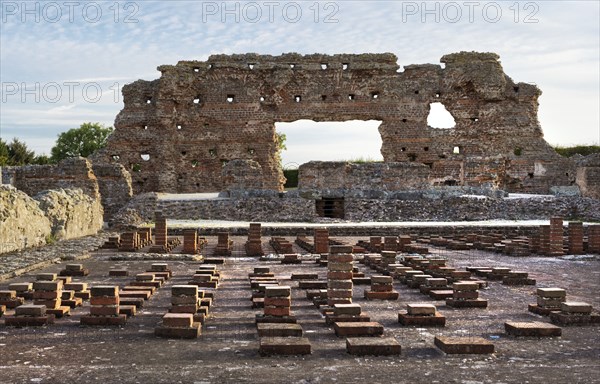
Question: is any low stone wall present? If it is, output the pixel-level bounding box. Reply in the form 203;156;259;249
0;186;104;254
35;188;104;240
111;190;600;227
576;154;600;200
0;185;52;253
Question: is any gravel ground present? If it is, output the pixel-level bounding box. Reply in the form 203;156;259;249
1;236;599;384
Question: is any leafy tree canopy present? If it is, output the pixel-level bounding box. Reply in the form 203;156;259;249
51;122;113;162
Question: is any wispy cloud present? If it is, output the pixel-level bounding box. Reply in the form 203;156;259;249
1;0;598;158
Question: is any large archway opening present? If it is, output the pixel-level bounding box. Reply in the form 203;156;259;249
275;119;384;168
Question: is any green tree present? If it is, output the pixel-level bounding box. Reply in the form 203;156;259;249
7;138;35;165
33;154;52;165
51;122;113;162
0;139;9;166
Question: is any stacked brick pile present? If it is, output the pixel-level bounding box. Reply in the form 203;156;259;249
568;222;584;255
156;285;202;338
314;228;329;254
245;223;264;256
398;235;412;251
138;228;152;247
383;236;398;252
119;232;140;252
550;301;600;325
59;263;89;277
0;290;24;309
5;304;55;326
369;236;381;252
529;287;567;316
147;263;172;280
183;229;198;254
365;275;399;300
215;232;233;256
261;286;293;320
325;303;370;324
548;217;564;256
446;281;487;308
327;246;354;307
101;235;120;249
8;282;34;300
64;282;90;300
269;237;293;254
587;225;600;253
398;303;445;326
33;274;69;317
81;286;127;325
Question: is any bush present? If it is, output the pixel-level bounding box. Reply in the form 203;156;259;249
553;145;600;157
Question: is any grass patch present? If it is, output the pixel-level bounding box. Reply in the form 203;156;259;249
553;145;600;157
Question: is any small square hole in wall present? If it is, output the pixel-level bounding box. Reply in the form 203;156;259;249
146;97;152;104
348;94;355;100
259;96;265;102
321;95;327;101
453;146;461;154
342;63;349;70
471;117;479;122
227;95;235;103
371;92;379;99
289;63;295;69
294;95;301;102
248;148;255;155
435;92;441;98
193;97;201;104
402;118;407;123
208;63;213;69
140;153;150;161
176;124;182;130
143;125;148;130
193;67;200;73
320;63;328;70
191;160;198;168
248;63;255;69
414;90;419;94
111;155;120;161
209;149;217;157
424;146;429;151
514;86;519;93
401;147;407;152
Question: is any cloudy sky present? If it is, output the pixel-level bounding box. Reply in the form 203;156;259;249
1;0;598;165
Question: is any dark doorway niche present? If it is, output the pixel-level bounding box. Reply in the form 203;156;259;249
316;198;345;219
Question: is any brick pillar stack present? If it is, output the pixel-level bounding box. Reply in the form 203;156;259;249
446;281;487;308
539;225;550;255
33;274;67;316
138;227;152;246
8;282;34;300
327;245;354;307
81;286;127;325
155;212;167;246
398;235;412;252
548;217;564;256
369;236;381;252
5;304;54;326
183;229;198;254
215;232;232;256
364;275;399;300
383;236;398;252
529;287;567;315
568;222;584;255
119;232;139;252
0;290;24;309
314;228;329;254
380;251;396;273
171;285;199;312
245;223;264;256
588;225;600;254
264;286;292;318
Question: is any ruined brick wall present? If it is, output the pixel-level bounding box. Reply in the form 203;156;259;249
90;161;133;220
13;157;100;199
100;52;573;194
298;161;430;197
576;154;600;200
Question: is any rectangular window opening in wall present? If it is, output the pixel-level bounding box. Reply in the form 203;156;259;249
294;95;301;102
348;94;355;100
227;95;235;103
316;198;345;219
453;146;461;154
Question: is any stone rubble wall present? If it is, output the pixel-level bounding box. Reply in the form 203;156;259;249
0;185;104;254
576;154;600;200
111;190;600;227
98;51;575;195
35;188;104;240
0;185;52;253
